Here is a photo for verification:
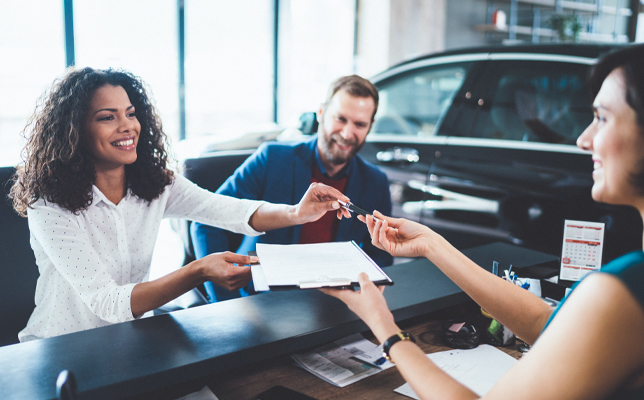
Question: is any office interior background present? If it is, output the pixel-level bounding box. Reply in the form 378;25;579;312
2;0;643;168
2;0;644;275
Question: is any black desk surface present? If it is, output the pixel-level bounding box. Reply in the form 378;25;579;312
0;242;555;400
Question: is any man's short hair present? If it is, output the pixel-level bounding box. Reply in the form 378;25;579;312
324;75;379;120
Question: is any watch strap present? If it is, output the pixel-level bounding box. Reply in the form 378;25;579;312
382;331;416;363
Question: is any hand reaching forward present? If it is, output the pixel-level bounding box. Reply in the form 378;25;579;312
295;182;352;223
361;211;434;259
200;252;255;291
320;272;398;343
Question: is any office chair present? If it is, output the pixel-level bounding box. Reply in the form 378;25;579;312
0;167;39;347
177;150;253;265
158;150;253;305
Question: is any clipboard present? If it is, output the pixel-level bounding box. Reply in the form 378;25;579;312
251;241;394;291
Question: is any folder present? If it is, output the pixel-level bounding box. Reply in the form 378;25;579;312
251;241;394;291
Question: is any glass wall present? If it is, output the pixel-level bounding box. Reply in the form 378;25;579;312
0;2;65;167
277;0;356;126
0;1;360;167
74;0;179;145
185;0;275;141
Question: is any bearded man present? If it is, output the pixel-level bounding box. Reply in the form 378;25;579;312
191;75;392;302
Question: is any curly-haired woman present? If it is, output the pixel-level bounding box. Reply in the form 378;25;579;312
10;67;350;342
323;44;644;399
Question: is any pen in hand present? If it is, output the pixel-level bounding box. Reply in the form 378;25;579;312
337;200;379;221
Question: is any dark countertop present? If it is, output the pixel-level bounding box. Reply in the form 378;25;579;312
0;242;556;400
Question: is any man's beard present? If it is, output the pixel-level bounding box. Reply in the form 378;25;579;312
320;132;364;166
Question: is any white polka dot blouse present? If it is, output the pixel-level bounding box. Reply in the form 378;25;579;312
19;174;265;342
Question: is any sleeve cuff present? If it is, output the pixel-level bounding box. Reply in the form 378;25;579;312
241;200;268;237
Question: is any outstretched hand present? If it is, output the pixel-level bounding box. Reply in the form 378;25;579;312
296;182;352;223
320;272;398;342
359;211;433;259
200;252;255;291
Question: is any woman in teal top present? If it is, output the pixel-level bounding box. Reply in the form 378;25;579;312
322;44;644;399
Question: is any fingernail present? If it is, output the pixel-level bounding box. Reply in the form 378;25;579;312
250;256;259;262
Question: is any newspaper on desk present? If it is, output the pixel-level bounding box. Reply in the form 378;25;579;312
394;345;518;398
291;333;394;387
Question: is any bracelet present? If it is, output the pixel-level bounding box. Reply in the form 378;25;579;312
382;331;416;363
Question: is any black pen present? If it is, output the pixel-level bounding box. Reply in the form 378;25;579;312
337;200;379;221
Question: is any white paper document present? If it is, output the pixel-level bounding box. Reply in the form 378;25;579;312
174;386;219;400
254;241;392;290
394;345;518;398
560;219;605;281
291;333;394;387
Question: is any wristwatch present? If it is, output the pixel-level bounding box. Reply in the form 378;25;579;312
382;331;416;363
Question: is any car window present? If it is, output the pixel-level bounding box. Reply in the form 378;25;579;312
462;60;593;144
373;63;471;137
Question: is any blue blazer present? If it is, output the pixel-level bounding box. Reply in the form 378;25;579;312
192;136;393;270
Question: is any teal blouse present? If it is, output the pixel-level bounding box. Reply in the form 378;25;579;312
542;251;644;399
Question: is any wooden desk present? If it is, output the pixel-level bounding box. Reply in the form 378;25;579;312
207;304;523;400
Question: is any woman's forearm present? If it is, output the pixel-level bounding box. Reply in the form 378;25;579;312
248;182;348;232
424;234;553;344
248;203;304;232
130;261;205;317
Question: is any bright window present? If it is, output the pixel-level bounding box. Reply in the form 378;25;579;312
184;0;275;140
277;0;356;126
74;0;179;143
0;2;65;167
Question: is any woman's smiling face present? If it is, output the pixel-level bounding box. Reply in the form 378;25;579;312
577;67;644;208
83;84;141;173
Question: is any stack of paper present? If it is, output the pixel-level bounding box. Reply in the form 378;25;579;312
253;241;393;291
291;333;394;387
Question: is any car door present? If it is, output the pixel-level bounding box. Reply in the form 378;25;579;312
362;52;641;259
435;56;597;250
360;56;483;231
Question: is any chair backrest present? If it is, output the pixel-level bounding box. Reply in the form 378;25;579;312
177;149;254;263
0;167;39;347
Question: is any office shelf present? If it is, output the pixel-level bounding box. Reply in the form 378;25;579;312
477;0;636;43
474;24;630;42
511;0;632;16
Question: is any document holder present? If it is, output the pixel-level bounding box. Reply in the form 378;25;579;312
299;278;352;289
252;241;394;291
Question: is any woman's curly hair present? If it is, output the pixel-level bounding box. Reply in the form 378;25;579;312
10;67;173;216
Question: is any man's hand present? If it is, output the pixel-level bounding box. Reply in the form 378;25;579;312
295;182;351;223
199;252;255;291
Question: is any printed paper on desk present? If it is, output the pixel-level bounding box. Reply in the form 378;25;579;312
254;241;392;289
291;333;394;387
560;220;605;282
394;345;518;398
174;386;219;400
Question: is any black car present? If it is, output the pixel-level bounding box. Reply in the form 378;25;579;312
181;44;641;265
358;43;641;263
